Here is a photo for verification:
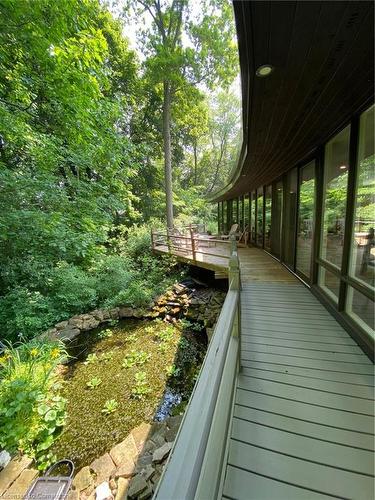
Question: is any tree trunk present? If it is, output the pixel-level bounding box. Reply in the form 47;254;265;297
163;80;174;229
193;140;198;185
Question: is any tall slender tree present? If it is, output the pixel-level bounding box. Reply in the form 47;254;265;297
125;0;237;228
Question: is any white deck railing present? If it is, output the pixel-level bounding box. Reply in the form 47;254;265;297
153;237;241;500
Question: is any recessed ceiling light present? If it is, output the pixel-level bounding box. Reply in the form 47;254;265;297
256;64;274;77
339;165;347;170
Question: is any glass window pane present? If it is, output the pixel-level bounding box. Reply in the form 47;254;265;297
232;199;238;224
250;191;256;244
256;188;264;247
318;267;340;303
239;196;244;231
271;181;283;258
296;161;315;279
346;286;374;335
223;201;227;233
283;168;297;268
349;105;375;290
320;126;350;268
244;194;249;234
265;185;272;250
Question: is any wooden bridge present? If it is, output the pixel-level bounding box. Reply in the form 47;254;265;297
152;232;374;500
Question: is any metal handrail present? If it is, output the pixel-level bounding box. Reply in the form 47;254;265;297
153;236;241;500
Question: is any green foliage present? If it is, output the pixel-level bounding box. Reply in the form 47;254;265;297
101;399;118;415
0;339;67;469
122;350;150;368
86;377;102;389
131;371;151;400
98;329;113;339
84;353;98;365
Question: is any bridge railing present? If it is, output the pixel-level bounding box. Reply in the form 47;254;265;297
153;235;241;500
151;227;231;261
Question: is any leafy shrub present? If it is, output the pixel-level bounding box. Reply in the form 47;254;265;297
91;255;133;304
49;263;97;316
0;288;58;342
0;339;67;469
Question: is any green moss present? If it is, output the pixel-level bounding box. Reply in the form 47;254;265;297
51;319;205;469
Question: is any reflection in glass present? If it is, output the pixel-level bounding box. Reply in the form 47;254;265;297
223;201;227;233
320;126;350;268
232;198;238;224
346;286;374;335
271;181;283;258
244;194;249;235
283;169;297;268
256;188;264;247
318;267;340;303
349;105;375;289
296;161;315;279
265;185;272;250
250;191;256;244
239;196;244;231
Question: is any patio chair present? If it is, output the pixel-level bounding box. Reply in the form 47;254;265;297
220;223;239;240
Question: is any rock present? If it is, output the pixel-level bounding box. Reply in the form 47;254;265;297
0;450;11;470
141;440;156;455
134;454;152;472
167;415;183;430
0;455;33;496
114;458;135;479
67;489;80;500
95;481;113;500
109;479;117;491
68;317;84;329
109;308;120;320
115;477;129;500
55;320;69;330
119;307;134;318
152;442;172;464
140;465;155;482
73;466;94;492
102;310;111;320
110;435;138;467
57;327;80;341
138;483;152;500
5;468;38;498
150;432;165;448
42;328;58;339
131;423;151;453
90;310;105;322
127;474;147;499
90;454;116;485
82;316;100;331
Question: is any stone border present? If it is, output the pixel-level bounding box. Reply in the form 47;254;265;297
0;417;182;500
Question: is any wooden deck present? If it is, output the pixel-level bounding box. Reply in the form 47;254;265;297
221;249;375;500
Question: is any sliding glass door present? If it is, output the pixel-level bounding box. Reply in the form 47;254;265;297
296;161;316;281
282;168;298;269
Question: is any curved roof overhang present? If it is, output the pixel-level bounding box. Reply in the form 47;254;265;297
210;0;374;203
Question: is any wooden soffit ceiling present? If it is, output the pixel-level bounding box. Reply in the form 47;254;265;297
212;1;374;202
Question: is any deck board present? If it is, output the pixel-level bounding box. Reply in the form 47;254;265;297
221;248;375;500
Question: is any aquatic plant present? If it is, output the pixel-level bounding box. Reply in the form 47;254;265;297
122;350;150;368
101;351;115;363
86;377;102;389
165;364;181;377
125;333;137;343
131;371;151;400
84;353;98;365
108;320;118;327
0;339;67;470
98;329;113;339
101;399;118;415
155;325;174;343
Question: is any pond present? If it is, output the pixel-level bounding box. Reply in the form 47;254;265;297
52;318;207;469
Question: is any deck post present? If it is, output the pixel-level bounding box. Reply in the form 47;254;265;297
228;234;241;370
150;227;154;250
190;228;197;261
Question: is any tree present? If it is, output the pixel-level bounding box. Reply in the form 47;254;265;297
125;0;237;228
